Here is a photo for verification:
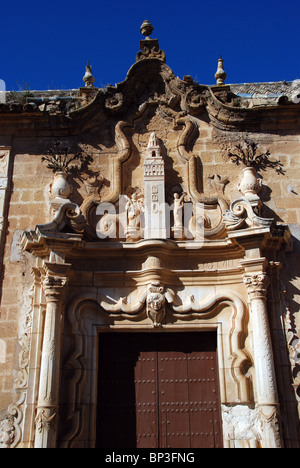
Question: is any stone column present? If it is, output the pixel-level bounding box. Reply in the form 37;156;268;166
34;262;70;448
242;260;282;448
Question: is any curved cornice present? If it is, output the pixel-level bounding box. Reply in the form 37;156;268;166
1;59;300;135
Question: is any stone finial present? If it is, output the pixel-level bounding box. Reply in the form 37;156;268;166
136;20;166;62
215;56;227;86
140;19;154;38
83;62;95;88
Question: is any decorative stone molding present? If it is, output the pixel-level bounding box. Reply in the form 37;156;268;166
284;308;300;414
0;276;40;449
258;405;282;448
100;281;171;327
222;403;282;448
14;31;294;449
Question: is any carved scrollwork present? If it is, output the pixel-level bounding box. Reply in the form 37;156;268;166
188;212;211;239
65;205;87;234
36;202;86;236
185;88;208;114
136;41;166;62
105;92;124;111
223;198;273;231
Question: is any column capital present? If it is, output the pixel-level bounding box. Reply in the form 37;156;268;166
42;261;71;303
243;272;270;300
42;275;68;302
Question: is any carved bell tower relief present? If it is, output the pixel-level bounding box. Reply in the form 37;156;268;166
3;20;296;450
144;132;167;239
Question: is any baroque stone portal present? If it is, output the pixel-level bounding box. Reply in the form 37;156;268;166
0;21;298;449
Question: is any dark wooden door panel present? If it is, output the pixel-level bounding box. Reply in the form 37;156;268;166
96;332;223;449
97;333;138;448
135;344;158;448
158;351;190;448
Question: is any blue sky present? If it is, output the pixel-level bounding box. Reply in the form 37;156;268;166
1;0;300;91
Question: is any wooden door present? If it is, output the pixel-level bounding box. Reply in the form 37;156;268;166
96;332;222;448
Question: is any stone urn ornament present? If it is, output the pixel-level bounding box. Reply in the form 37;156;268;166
238;166;262;199
225;139;284;201
50;171;72;200
42;141;88;211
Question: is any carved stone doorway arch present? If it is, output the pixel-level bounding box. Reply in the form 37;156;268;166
57;290;252;448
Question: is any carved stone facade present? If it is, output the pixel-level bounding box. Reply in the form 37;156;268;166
0;22;300;448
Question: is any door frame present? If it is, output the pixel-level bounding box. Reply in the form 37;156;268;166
58;290;250;448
